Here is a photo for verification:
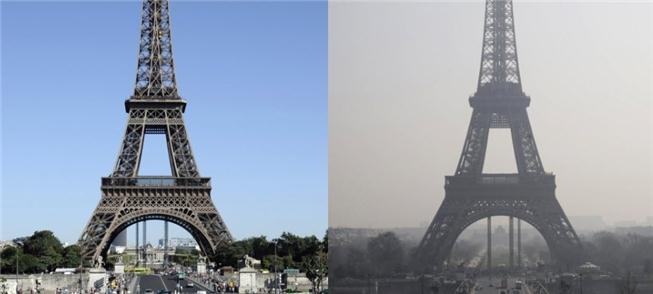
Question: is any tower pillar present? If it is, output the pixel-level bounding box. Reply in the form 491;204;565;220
517;219;522;268
509;216;514;271
143;221;147;267
135;222;139;266
487;217;492;273
164;221;169;267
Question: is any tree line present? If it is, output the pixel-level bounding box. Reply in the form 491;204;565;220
213;232;328;292
330;232;407;279
582;231;653;276
330;230;653;280
215;232;327;272
0;231;85;274
0;230;328;278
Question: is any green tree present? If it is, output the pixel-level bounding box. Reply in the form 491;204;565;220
367;232;404;277
172;254;198;267
342;247;371;278
322;232;328;254
215;238;261;268
301;250;328;293
263;255;283;272
0;245;45;274
214;233;327;270
174;247;199;256
620;272;638;294
277;233;322;264
592;232;624;272
250;236;271;260
22;231;64;272
0;247;21;274
61;245;81;268
21;254;46;273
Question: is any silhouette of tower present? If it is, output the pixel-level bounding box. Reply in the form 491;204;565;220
416;0;582;271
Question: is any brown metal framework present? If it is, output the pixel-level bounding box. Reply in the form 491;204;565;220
78;0;232;264
416;0;582;271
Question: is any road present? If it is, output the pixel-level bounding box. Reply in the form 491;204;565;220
136;274;212;294
471;276;531;294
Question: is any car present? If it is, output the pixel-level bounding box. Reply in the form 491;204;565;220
144;289;154;294
196;291;207;294
186;283;195;288
157;290;172;294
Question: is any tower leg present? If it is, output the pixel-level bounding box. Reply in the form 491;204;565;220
487;217;492;274
164;221;169;267
509;216;514;271
135;222;139;266
143;221;147;267
517;219;522;269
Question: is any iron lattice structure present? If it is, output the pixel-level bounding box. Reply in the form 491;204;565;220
134;0;178;98
78;0;232;264
416;0;582;270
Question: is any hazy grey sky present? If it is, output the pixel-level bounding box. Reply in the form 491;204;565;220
329;1;653;229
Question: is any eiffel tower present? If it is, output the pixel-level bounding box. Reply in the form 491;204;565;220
415;0;582;271
78;0;232;264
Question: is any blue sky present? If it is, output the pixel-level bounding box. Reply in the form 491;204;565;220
1;1;327;245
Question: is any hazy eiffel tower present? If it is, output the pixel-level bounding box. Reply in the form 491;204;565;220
415;0;582;271
78;0;232;264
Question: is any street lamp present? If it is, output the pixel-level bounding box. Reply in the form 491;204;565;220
273;240;280;294
15;252;19;293
315;269;321;293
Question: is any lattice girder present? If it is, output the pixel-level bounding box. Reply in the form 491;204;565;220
134;0;179;99
112;106;199;178
167;124;199;177
510;109;544;174
79;0;231;265
455;110;491;175
79;186;232;262
416;187;583;270
418;0;581;273
455;102;545;176
477;0;522;94
112;125;145;177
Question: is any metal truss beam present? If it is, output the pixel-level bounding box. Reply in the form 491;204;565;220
134;0;179;99
417;0;582;271
416;181;583;270
78;0;232;265
477;0;522;95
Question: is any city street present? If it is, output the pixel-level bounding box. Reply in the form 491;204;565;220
471;276;530;294
136;274;212;294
